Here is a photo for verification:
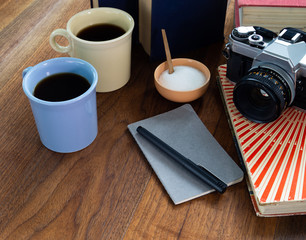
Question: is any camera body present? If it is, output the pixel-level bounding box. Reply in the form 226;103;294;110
223;26;306;123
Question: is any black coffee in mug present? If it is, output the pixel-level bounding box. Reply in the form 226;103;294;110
76;23;126;41
34;73;90;102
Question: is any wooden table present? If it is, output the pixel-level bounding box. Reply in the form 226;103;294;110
1;0;305;239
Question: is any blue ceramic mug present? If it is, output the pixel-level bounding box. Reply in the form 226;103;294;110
22;57;98;153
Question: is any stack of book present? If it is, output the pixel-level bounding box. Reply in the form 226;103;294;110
235;0;306;33
217;65;306;217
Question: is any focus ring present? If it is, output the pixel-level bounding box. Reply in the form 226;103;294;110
233;68;291;123
244;69;289;110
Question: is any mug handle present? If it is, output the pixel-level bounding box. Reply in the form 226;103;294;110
49;29;72;53
22;67;33;78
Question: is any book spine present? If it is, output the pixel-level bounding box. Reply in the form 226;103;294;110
138;0;152;55
90;0;99;8
235;0;241;26
216;73;246;173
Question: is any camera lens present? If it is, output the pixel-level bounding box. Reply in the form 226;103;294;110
233;68;292;123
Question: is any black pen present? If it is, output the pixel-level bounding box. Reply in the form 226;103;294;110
136;126;227;193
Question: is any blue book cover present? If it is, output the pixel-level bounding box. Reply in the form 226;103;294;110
148;0;228;59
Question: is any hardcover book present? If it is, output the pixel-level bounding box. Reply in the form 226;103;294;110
235;0;306;33
218;65;306;216
128;104;244;204
138;0;227;59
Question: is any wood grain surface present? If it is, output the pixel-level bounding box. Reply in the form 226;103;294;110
0;0;305;239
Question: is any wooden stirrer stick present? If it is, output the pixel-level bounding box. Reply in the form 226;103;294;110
161;29;174;74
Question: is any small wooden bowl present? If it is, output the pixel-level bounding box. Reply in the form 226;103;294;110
154;58;210;102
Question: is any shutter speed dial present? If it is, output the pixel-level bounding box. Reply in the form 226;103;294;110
232;26;256;41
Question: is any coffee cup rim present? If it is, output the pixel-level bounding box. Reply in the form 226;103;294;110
22;57;98;106
67;7;135;45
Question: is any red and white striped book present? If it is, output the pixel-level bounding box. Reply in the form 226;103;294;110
218;64;306;217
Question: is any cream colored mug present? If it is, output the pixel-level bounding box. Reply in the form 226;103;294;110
50;8;134;92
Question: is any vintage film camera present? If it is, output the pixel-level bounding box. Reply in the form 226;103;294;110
223;26;306;123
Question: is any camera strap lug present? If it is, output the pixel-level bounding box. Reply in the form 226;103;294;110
222;43;231;59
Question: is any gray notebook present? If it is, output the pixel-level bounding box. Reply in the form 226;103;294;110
128;104;244;204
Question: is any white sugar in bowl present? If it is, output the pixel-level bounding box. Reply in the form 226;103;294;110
154;58;210;102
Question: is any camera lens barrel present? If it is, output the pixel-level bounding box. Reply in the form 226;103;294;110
233;67;292;123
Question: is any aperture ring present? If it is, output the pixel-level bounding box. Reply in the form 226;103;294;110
245;68;290;109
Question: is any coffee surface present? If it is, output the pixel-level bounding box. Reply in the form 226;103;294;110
76;23;125;41
34;73;90;101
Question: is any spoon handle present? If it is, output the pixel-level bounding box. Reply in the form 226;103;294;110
161;29;174;74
